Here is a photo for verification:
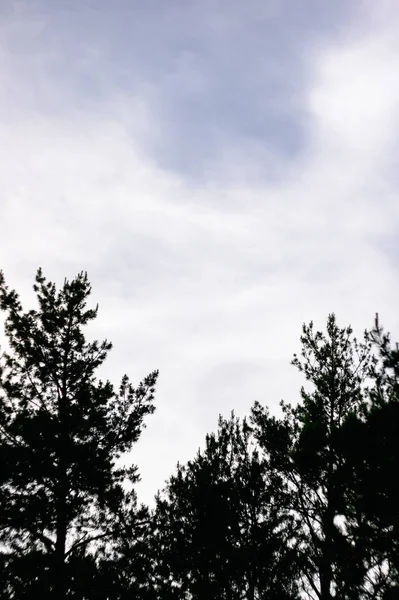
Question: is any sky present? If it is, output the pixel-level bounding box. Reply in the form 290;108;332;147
1;0;399;507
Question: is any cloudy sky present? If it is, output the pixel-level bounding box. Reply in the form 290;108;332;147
1;0;399;506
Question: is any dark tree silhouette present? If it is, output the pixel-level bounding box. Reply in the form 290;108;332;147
0;268;158;599
337;314;399;599
251;314;375;599
152;412;302;600
1;270;398;600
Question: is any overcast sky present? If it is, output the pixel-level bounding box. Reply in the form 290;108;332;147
1;0;399;507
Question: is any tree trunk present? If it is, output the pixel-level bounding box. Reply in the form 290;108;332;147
319;557;332;600
55;332;70;600
54;450;68;599
319;502;334;600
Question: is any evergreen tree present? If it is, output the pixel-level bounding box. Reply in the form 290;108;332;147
93;497;157;600
251;314;374;599
0;268;158;599
153;412;301;600
337;315;399;599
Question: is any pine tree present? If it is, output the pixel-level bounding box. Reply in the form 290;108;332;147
251;314;374;599
337;314;399;599
153;412;301;600
0;268;158;599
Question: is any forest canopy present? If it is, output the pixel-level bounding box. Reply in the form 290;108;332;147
0;268;398;600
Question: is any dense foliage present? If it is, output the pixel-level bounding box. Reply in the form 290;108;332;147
1;269;398;599
0;269;158;598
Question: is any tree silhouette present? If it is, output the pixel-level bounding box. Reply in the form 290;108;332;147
251;314;375;599
152;412;301;599
337;314;399;599
1;271;398;600
0;268;158;599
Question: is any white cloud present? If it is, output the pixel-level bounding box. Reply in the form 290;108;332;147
1;2;399;505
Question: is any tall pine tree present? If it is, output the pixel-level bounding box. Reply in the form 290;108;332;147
337;315;399;599
0;268;158;599
251;314;374;599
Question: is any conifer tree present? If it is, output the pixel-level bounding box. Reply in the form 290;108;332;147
337;315;399;599
153;412;301;600
251;314;374;599
0;268;158;599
